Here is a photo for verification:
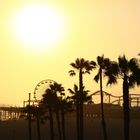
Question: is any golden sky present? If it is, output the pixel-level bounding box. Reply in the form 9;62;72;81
0;0;140;106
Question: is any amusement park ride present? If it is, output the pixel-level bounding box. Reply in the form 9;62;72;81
0;79;140;121
23;79;56;107
0;79;56;121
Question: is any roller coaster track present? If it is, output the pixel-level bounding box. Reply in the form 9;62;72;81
90;90;140;107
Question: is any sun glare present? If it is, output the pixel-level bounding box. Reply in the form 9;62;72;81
12;4;64;50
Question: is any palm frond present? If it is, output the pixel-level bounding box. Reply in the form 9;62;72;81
70;63;78;69
68;84;79;95
105;62;119;77
129;75;136;88
67;88;74;94
94;72;100;83
129;58;139;73
129;69;140;87
103;58;110;68
118;55;129;73
75;58;82;68
74;84;79;91
106;75;118;86
90;61;96;68
69;70;76;76
97;55;104;66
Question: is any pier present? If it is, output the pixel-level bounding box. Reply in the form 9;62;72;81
0;91;140;121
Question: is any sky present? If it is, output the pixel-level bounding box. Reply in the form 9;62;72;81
0;0;140;106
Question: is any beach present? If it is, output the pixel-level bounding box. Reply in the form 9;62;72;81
0;117;140;140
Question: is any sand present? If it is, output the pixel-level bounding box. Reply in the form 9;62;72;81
0;117;140;140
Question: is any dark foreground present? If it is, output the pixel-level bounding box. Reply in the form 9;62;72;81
0;117;140;140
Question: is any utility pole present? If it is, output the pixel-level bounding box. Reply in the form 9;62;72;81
28;93;32;140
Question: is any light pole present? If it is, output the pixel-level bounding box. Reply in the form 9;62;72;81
28;93;32;140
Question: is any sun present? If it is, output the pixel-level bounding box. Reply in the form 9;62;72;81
12;4;64;50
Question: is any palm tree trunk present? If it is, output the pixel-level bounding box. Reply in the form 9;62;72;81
79;69;84;140
123;76;130;140
49;105;54;140
55;110;62;140
61;108;66;140
36;110;41;140
76;99;80;140
99;68;107;140
28;114;32;140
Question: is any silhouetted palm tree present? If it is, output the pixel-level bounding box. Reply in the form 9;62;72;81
40;82;66;140
68;84;92;106
68;84;92;140
59;99;66;140
69;58;96;140
59;96;73;140
68;84;80;140
105;55;140;140
25;93;32;140
93;55;113;140
35;107;41;140
41;89;56;140
49;83;65;140
25;105;43;140
24;105;32;140
33;106;44;140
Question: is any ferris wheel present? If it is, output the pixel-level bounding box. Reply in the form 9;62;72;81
33;79;56;101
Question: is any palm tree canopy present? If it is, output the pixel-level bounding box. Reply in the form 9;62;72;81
68;84;92;104
96;55;110;69
94;55;116;84
118;55;129;74
105;55;140;87
40;82;65;108
41;89;57;106
118;56;140;87
50;83;65;95
69;58;96;74
105;61;119;85
118;55;140;75
68;84;80;102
